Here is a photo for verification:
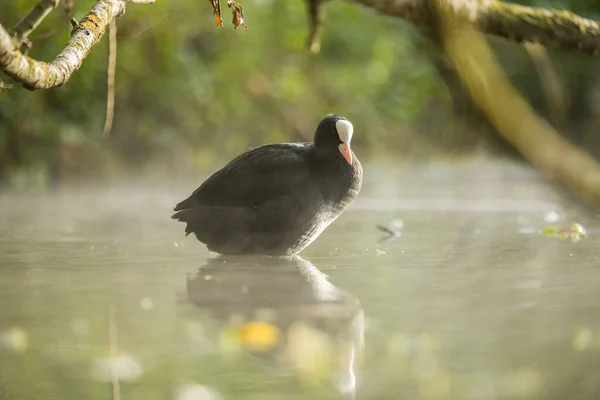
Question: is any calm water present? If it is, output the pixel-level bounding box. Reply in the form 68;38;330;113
1;160;600;400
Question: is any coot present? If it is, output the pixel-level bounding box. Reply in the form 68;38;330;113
172;114;363;255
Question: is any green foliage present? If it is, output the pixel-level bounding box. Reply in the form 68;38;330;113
2;0;600;186
0;0;443;186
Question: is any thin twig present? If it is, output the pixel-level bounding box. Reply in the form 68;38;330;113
102;18;117;138
108;303;120;400
12;0;60;47
0;80;14;93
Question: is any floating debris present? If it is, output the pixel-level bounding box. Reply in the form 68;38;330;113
377;218;404;243
571;222;587;237
544;221;587;242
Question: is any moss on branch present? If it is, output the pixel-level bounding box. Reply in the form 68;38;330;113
481;2;600;56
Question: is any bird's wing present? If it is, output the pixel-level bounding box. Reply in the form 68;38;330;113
171;144;327;253
173;143;316;211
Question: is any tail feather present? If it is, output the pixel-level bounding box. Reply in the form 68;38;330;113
171;209;195;236
173;197;193;212
171;205;255;247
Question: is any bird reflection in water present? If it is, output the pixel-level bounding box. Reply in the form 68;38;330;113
183;255;364;398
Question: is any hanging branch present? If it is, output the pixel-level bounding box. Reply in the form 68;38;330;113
432;0;600;208
101;18;117;138
336;0;600;57
0;0;152;90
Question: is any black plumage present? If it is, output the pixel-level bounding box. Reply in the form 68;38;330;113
172;114;363;255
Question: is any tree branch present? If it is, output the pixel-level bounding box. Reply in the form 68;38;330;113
0;0;129;90
349;0;600;57
434;0;600;208
11;0;61;48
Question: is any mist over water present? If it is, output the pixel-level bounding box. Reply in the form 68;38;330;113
1;159;599;399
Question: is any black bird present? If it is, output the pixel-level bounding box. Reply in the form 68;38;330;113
172;114;363;255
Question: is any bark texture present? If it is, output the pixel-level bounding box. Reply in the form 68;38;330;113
0;0;126;90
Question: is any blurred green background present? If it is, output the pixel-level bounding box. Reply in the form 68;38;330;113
1;0;600;189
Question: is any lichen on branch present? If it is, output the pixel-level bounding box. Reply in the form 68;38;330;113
0;0;128;90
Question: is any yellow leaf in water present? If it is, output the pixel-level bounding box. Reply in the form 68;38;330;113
239;321;279;352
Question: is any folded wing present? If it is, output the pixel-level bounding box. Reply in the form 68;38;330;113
172;144;324;254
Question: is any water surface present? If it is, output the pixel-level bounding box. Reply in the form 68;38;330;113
1;160;599;400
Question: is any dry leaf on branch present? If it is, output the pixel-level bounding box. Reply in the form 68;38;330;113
207;0;248;30
227;0;249;31
208;0;224;27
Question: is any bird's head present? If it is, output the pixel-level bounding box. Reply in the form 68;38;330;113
313;114;354;164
